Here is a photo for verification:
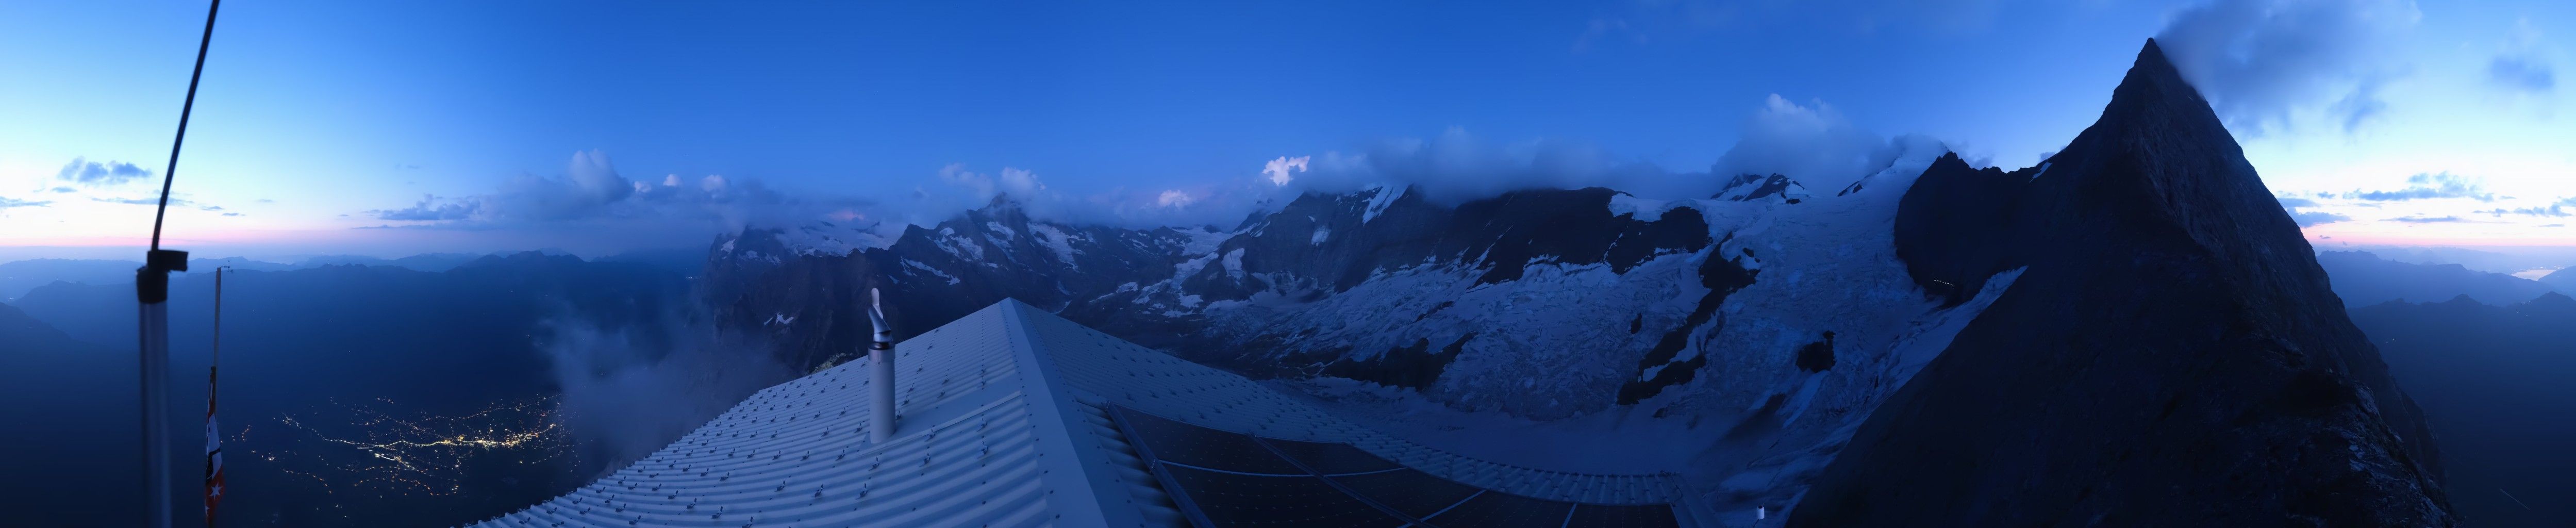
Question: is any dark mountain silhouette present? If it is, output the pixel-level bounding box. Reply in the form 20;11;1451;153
2351;293;2576;526
1793;40;2453;525
0;258;141;301
0;301;142;526
3;253;732;527
2317;250;2558;306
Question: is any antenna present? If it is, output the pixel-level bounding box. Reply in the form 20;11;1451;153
136;2;220;526
868;288;896;443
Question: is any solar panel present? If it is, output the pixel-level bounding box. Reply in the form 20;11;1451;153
1108;405;1680;528
1259;438;1401;475
1118;407;1309;475
1565;503;1682;528
1158;464;1409;527
1419;490;1577;528
1324;468;1483;518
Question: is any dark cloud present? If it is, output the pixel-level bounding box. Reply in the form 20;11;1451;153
372;195;480;221
2344;173;2494;202
2487;19;2555;94
2387;215;2466;223
0;196;52;209
2489;56;2557;93
54;157;154;186
2155;0;2417;134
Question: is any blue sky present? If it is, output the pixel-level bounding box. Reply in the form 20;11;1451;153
0;0;2568;260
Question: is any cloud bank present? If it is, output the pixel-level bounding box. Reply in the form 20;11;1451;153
2155;0;2419;134
2343;172;2493;202
540;308;795;469
2275;196;2351;227
369;150;850;230
0;196;52;210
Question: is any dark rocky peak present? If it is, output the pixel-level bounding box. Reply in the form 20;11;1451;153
1799;39;2454;525
1713;173;1805;202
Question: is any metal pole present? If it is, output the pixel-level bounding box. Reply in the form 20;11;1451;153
137;284;173;527
139;2;220;526
868;288;896;443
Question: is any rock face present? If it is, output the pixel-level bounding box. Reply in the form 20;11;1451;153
1790;40;2454;526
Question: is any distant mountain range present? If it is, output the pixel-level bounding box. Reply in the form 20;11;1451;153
2351;293;2576;525
699;40;2456;523
2318;250;2561;306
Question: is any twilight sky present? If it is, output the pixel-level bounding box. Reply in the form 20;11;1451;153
0;0;2567;260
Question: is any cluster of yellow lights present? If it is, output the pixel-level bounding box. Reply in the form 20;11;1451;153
268;397;571;496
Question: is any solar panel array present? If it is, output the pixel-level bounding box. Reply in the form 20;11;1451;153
1110;407;1682;528
1018;306;1691;507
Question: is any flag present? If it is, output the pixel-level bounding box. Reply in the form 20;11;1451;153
204;364;223;525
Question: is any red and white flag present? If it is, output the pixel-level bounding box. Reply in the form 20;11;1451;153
204;364;223;525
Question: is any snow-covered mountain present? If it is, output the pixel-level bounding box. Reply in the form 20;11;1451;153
700;39;2450;524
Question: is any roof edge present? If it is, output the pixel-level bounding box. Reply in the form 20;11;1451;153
997;299;1148;528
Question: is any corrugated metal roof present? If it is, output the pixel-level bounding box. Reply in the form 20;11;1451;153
469;299;1697;527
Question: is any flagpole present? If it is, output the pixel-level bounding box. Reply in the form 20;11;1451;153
205;267;226;527
138;2;220;526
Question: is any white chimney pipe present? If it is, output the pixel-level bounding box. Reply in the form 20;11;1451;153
867;288;897;443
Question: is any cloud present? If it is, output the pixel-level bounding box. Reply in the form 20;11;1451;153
2477;197;2576;218
880;93;1938;233
47;187;76;193
2490;57;2557;93
367;150;816;229
372;195;481;221
2478;205;2569;217
2155;0;2419;134
1714;94;1912;193
2343;172;2493;202
2291;210;2352;226
1262;156;1310;186
2387;215;2465;223
539;306;794;471
54;157;155;186
2487;19;2555;93
0;196;52;209
2274;195;2349;226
